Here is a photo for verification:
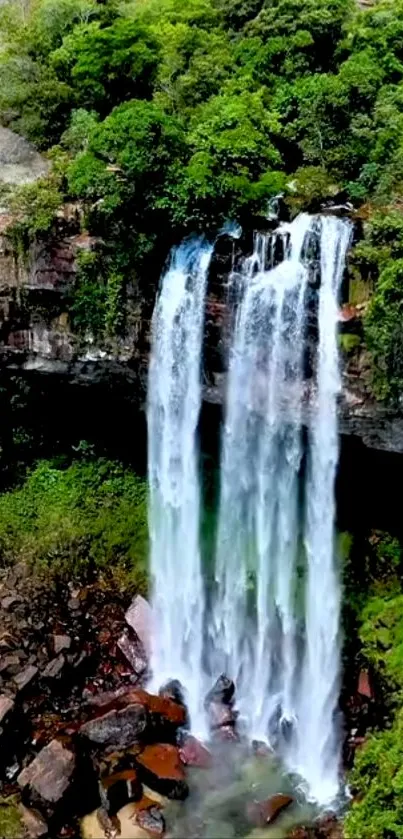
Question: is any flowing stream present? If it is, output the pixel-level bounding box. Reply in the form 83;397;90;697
147;214;351;805
147;237;213;733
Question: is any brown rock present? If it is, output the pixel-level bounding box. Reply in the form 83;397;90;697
136;744;188;800
19;804;48;838
125;596;152;658
14;664;38;691
246;793;293;826
53;635;71;655
179;734;212;769
17;739;75;808
100;769;142;816
80;704;148;749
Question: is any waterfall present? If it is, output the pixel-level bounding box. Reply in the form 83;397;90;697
147;214;351;805
294;215;352;802
147;237;213;733
210;213;350;804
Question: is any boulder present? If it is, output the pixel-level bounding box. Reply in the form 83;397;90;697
136;744;189;800
159;678;186;706
80;704;148;749
246;793;293;826
179;734;212;769
17;739;76;816
0;127;49;185
125;595;152;658
205;675;235;707
80;688;186;749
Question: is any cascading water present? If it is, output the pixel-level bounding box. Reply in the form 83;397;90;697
294;215;351;802
147;237;213;733
147;214;351;806
210;213;350;804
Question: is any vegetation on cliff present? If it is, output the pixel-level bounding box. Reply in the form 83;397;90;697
2;0;403;395
344;531;403;839
0;457;148;590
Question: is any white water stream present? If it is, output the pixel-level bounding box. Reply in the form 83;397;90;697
147;215;351;804
147;237;213;733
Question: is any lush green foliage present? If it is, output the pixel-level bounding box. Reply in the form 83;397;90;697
345;709;403;839
0;457;148;589
3;0;403;360
344;531;403;839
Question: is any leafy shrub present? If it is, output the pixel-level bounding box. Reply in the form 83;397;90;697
0;458;148;591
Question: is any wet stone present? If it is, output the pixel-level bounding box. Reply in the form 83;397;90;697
136;743;189;800
205;675;235;707
80;703;148;749
246;793;293;826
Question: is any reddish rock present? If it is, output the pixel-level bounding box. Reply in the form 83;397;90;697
80;703;148;749
93;688;186;728
101;769;142;816
246;793;293;826
0;694;14;725
125;595;152;658
18;739;76;813
358;670;373;699
179;734;212;769
136;744;189;800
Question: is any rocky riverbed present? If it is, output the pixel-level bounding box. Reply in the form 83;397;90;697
0;565;372;839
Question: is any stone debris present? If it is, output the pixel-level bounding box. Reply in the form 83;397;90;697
13;664;38;692
0;694;14;724
53;634;72;655
17;739;76;811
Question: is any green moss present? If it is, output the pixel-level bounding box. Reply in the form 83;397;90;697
0;797;23;839
338;333;361;354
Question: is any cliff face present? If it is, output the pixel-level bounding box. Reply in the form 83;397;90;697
0;208;402;455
